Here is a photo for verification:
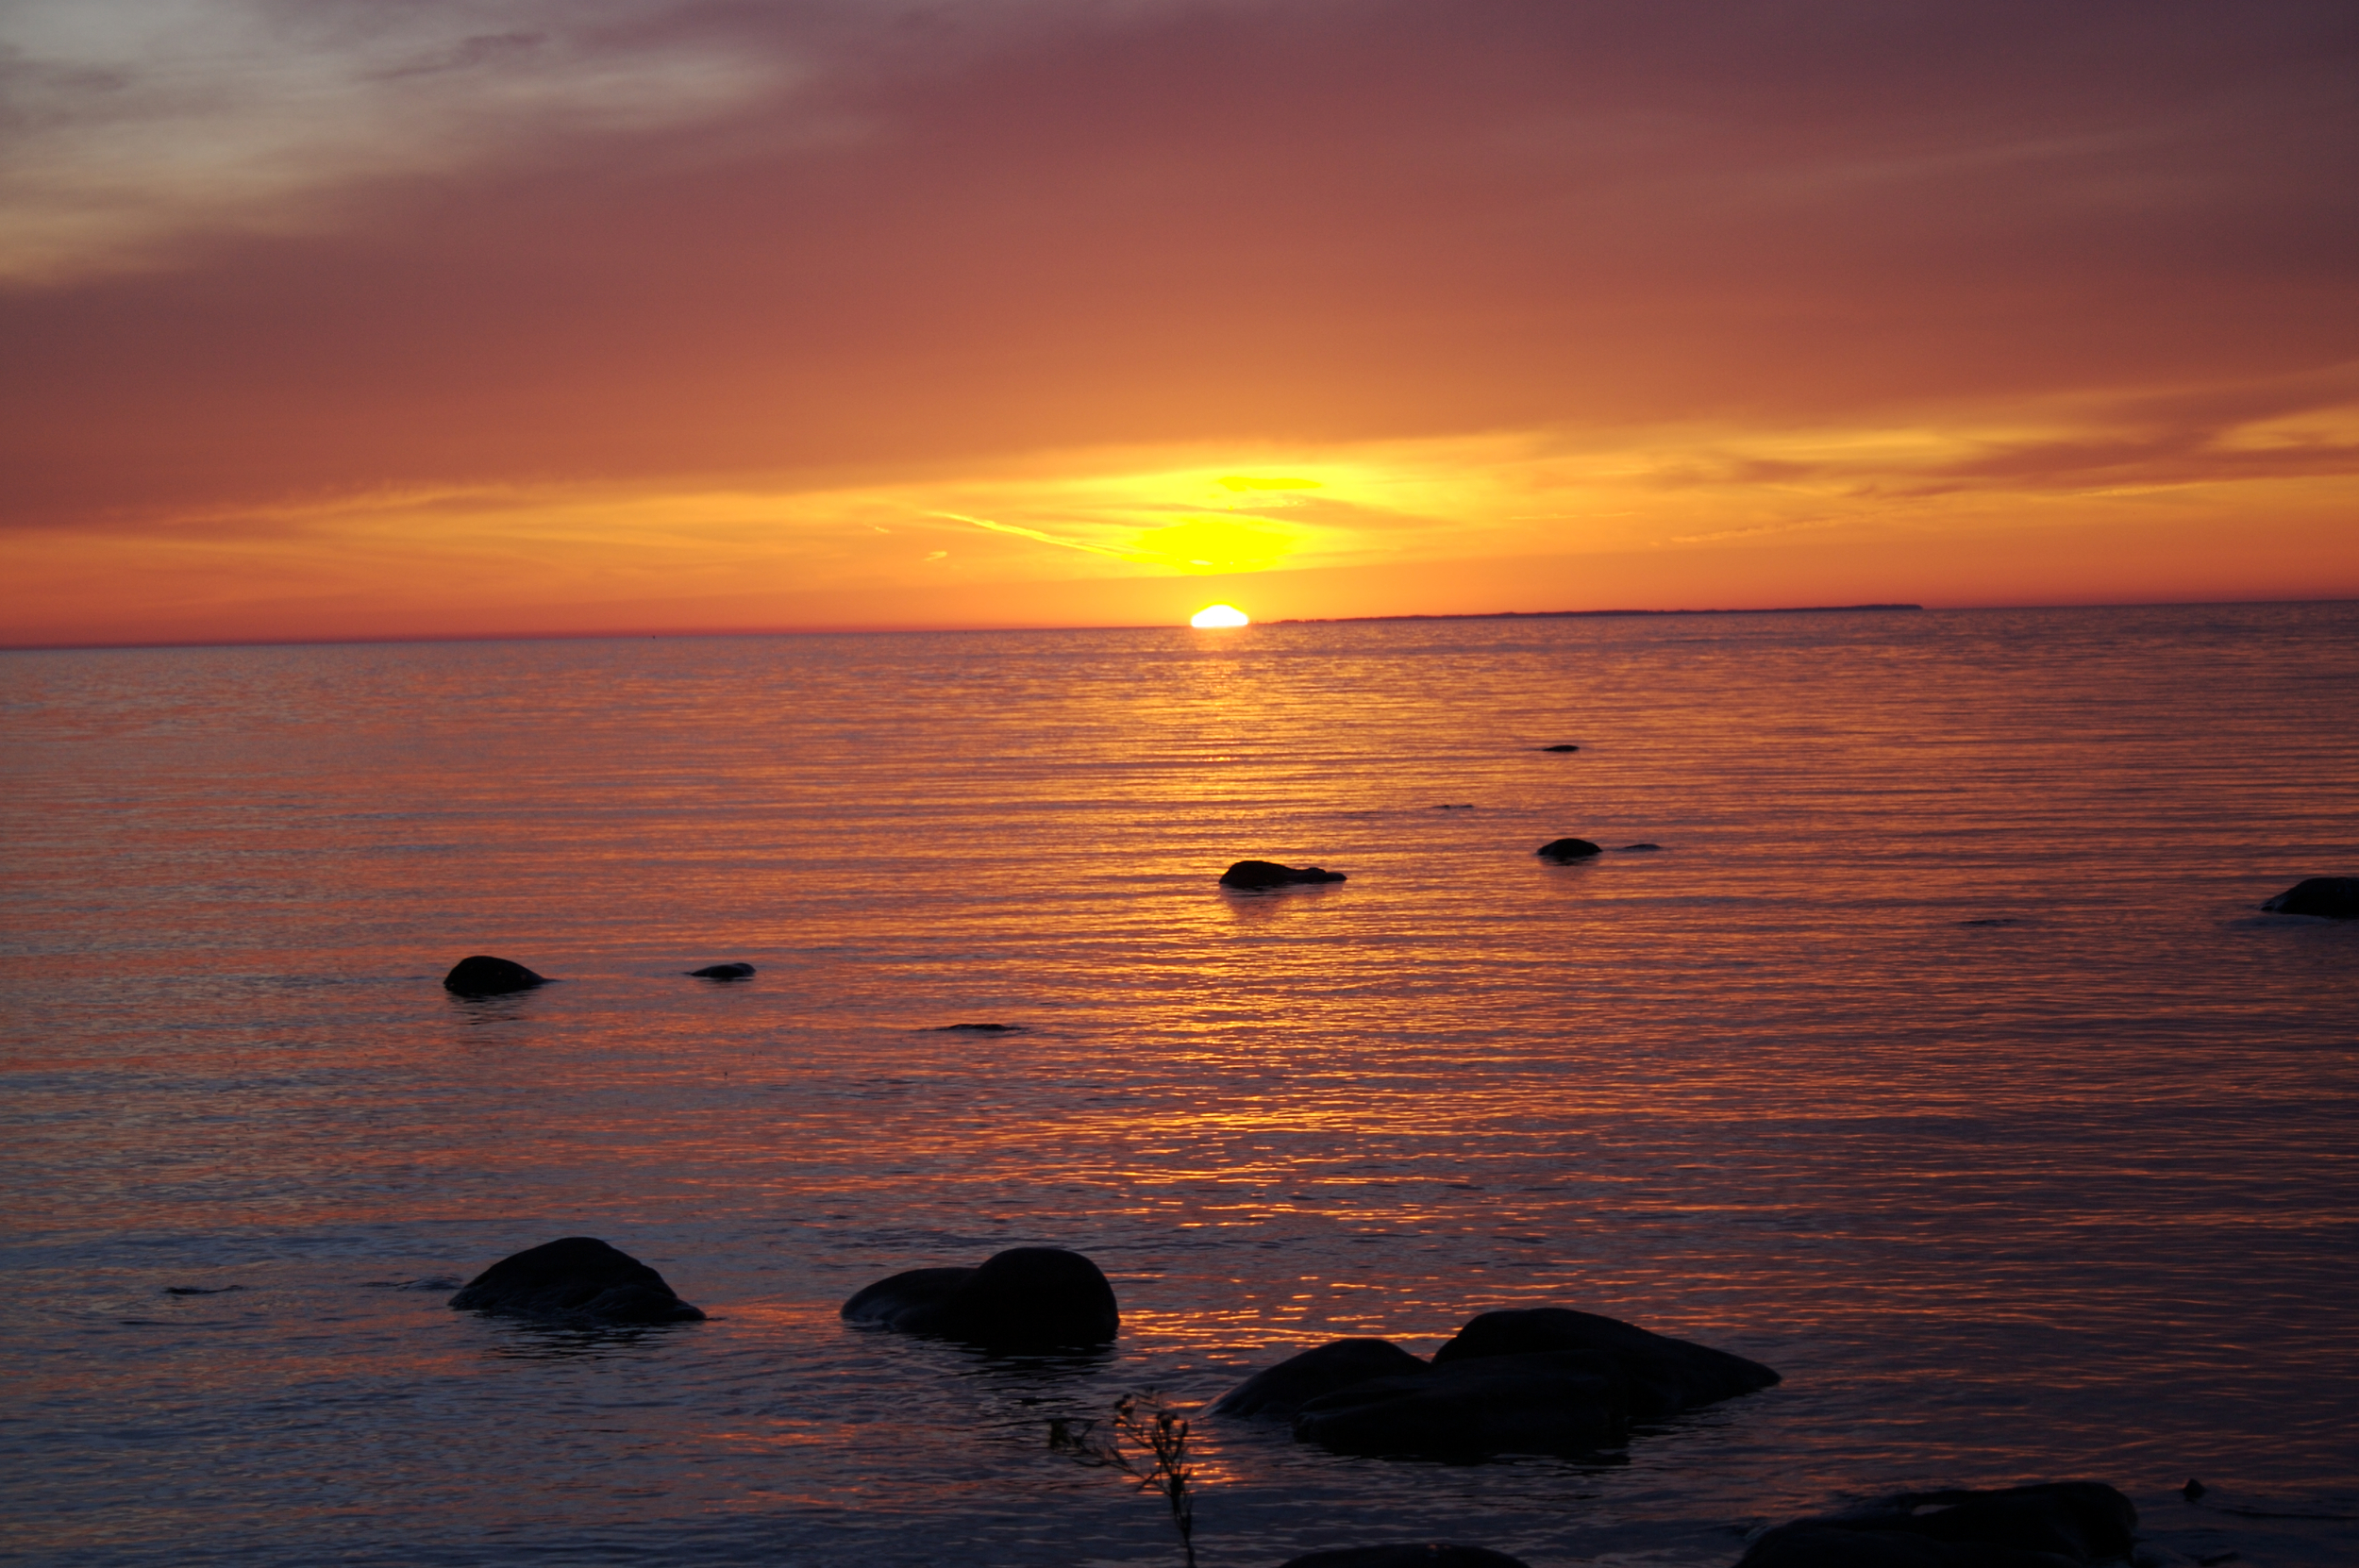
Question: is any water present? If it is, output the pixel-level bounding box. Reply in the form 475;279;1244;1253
3;602;2354;1567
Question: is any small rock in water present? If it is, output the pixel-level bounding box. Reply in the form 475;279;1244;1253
842;1246;1118;1351
1280;1548;1533;1568
162;1285;243;1295
687;962;756;979
1221;859;1348;889
1536;838;1603;860
1737;1481;2137;1567
933;1022;1020;1032
1432;803;1476;810
2260;876;2359;918
442;955;546;995
2183;1478;2206;1501
1538;743;1581;752
447;1237;705;1325
1617;842;1663;852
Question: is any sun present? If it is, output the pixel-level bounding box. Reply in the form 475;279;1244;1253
1189;604;1250;628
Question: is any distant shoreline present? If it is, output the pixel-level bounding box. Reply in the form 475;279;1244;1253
1273;603;1924;626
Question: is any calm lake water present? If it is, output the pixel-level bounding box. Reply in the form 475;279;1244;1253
4;603;2355;1567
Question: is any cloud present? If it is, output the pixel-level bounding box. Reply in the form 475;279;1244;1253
0;0;786;281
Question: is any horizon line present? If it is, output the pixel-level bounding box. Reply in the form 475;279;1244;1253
3;594;2350;656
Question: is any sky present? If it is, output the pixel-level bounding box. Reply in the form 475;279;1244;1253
3;0;2354;646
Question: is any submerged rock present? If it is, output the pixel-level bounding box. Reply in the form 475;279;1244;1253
1281;1548;1532;1568
1210;1337;1430;1418
1214;1306;1778;1460
1538;744;1581;753
688;961;756;979
2261;876;2359;918
447;1237;705;1324
1737;1482;2137;1567
1617;842;1663;853
1222;860;1348;889
1536;838;1603;860
933;1022;1021;1033
842;1246;1118;1351
443;955;546;994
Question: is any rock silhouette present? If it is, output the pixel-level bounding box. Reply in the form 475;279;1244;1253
1736;1482;2137;1567
1213;1307;1777;1460
442;955;546;994
1435;1308;1781;1414
841;1246;1118;1350
1538;744;1581;752
1281;1548;1532;1568
2261;876;2359;918
1537;838;1602;860
688;962;755;979
1222;860;1348;889
1618;842;1663;852
1210;1338;1430;1418
447;1237;705;1324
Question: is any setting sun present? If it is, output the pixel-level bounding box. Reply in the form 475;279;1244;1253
1189;604;1250;628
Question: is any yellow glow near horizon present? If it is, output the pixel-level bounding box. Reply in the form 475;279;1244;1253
1190;604;1250;628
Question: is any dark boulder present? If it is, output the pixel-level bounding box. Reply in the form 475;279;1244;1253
933;1022;1020;1032
1294;1350;1630;1458
447;1237;705;1324
1618;842;1663;852
841;1246;1117;1351
1538;744;1581;752
1737;1483;2137;1568
1222;860;1348;889
1434;1307;1780;1418
1281;1547;1532;1568
688;961;756;979
1211;1337;1431;1418
443;955;546;994
2261;876;2359;918
1536;838;1602;860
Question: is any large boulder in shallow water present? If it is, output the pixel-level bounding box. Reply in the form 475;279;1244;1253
1536;838;1602;861
842;1246;1118;1350
443;955;546;994
1219;1307;1778;1460
1222;859;1347;889
2261;876;2359;918
448;1237;704;1324
1434;1307;1780;1417
1295;1350;1631;1458
1281;1547;1532;1568
1211;1337;1431;1418
1737;1483;2137;1568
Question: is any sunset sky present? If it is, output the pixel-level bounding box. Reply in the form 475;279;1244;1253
3;0;2353;646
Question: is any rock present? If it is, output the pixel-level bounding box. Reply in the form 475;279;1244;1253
841;1246;1117;1350
1211;1337;1431;1418
2180;1479;2204;1502
1536;838;1602;860
443;955;546;994
1539;744;1581;752
1737;1483;2138;1568
1280;1547;1533;1568
1434;1307;1780;1417
1295;1350;1630;1457
2260;876;2359;918
933;1022;1020;1032
1222;860;1348;889
688;961;755;979
1618;842;1663;852
447;1237;705;1324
